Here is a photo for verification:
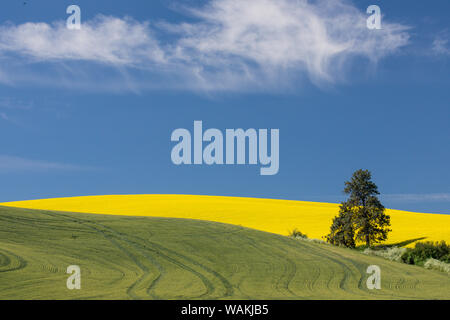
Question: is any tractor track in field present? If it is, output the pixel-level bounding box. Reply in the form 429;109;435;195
226;232;277;298
0;248;27;274
39;211;153;300
284;240;325;294
271;248;298;297
225;232;268;299
288;240;419;299
282;235;427;299
0;252;10;268
65;218;208;299
41;211;226;299
306;246;368;297
7;208;206;300
284;239;362;297
238;233;301;298
91;221;234;299
92;223;215;300
76;223;162;300
0;214;97;236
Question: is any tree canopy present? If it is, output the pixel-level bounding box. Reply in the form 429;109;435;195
326;169;391;248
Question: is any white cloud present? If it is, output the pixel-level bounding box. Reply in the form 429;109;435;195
0;16;166;66
168;0;409;85
0;155;92;173
0;0;410;91
432;36;450;55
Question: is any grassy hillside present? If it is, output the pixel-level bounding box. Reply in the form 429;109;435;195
0;205;448;300
2;195;449;246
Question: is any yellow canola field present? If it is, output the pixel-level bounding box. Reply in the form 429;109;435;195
2;195;449;247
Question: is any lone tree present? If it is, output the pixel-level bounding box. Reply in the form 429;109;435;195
326;169;391;248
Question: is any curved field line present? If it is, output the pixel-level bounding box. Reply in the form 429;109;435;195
282;240;363;297
75;219;213;299
237;233;302;298
88;221;227;299
291;241;420;299
38;211;153;300
41;211;219;299
0;248;27;274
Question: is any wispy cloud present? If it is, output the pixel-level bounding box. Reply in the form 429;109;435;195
432;34;450;55
382;193;450;203
0;97;34;126
0;155;93;173
0;97;33;110
0;16;165;66
0;0;410;91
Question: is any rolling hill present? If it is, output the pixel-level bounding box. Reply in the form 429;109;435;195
2;195;449;246
0;205;449;300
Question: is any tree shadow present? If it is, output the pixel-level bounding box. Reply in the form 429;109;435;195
375;237;427;249
355;237;427;250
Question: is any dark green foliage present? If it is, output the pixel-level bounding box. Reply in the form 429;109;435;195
401;241;450;265
289;228;308;239
326;169;391;248
325;203;356;248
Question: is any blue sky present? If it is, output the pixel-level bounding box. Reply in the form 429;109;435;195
0;0;449;214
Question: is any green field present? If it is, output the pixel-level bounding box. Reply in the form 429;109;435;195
0;206;449;300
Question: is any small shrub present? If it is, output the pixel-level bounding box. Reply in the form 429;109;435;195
442;253;450;263
304;238;327;245
289;229;308;239
424;258;450;274
401;250;416;265
363;247;406;262
401;241;450;265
